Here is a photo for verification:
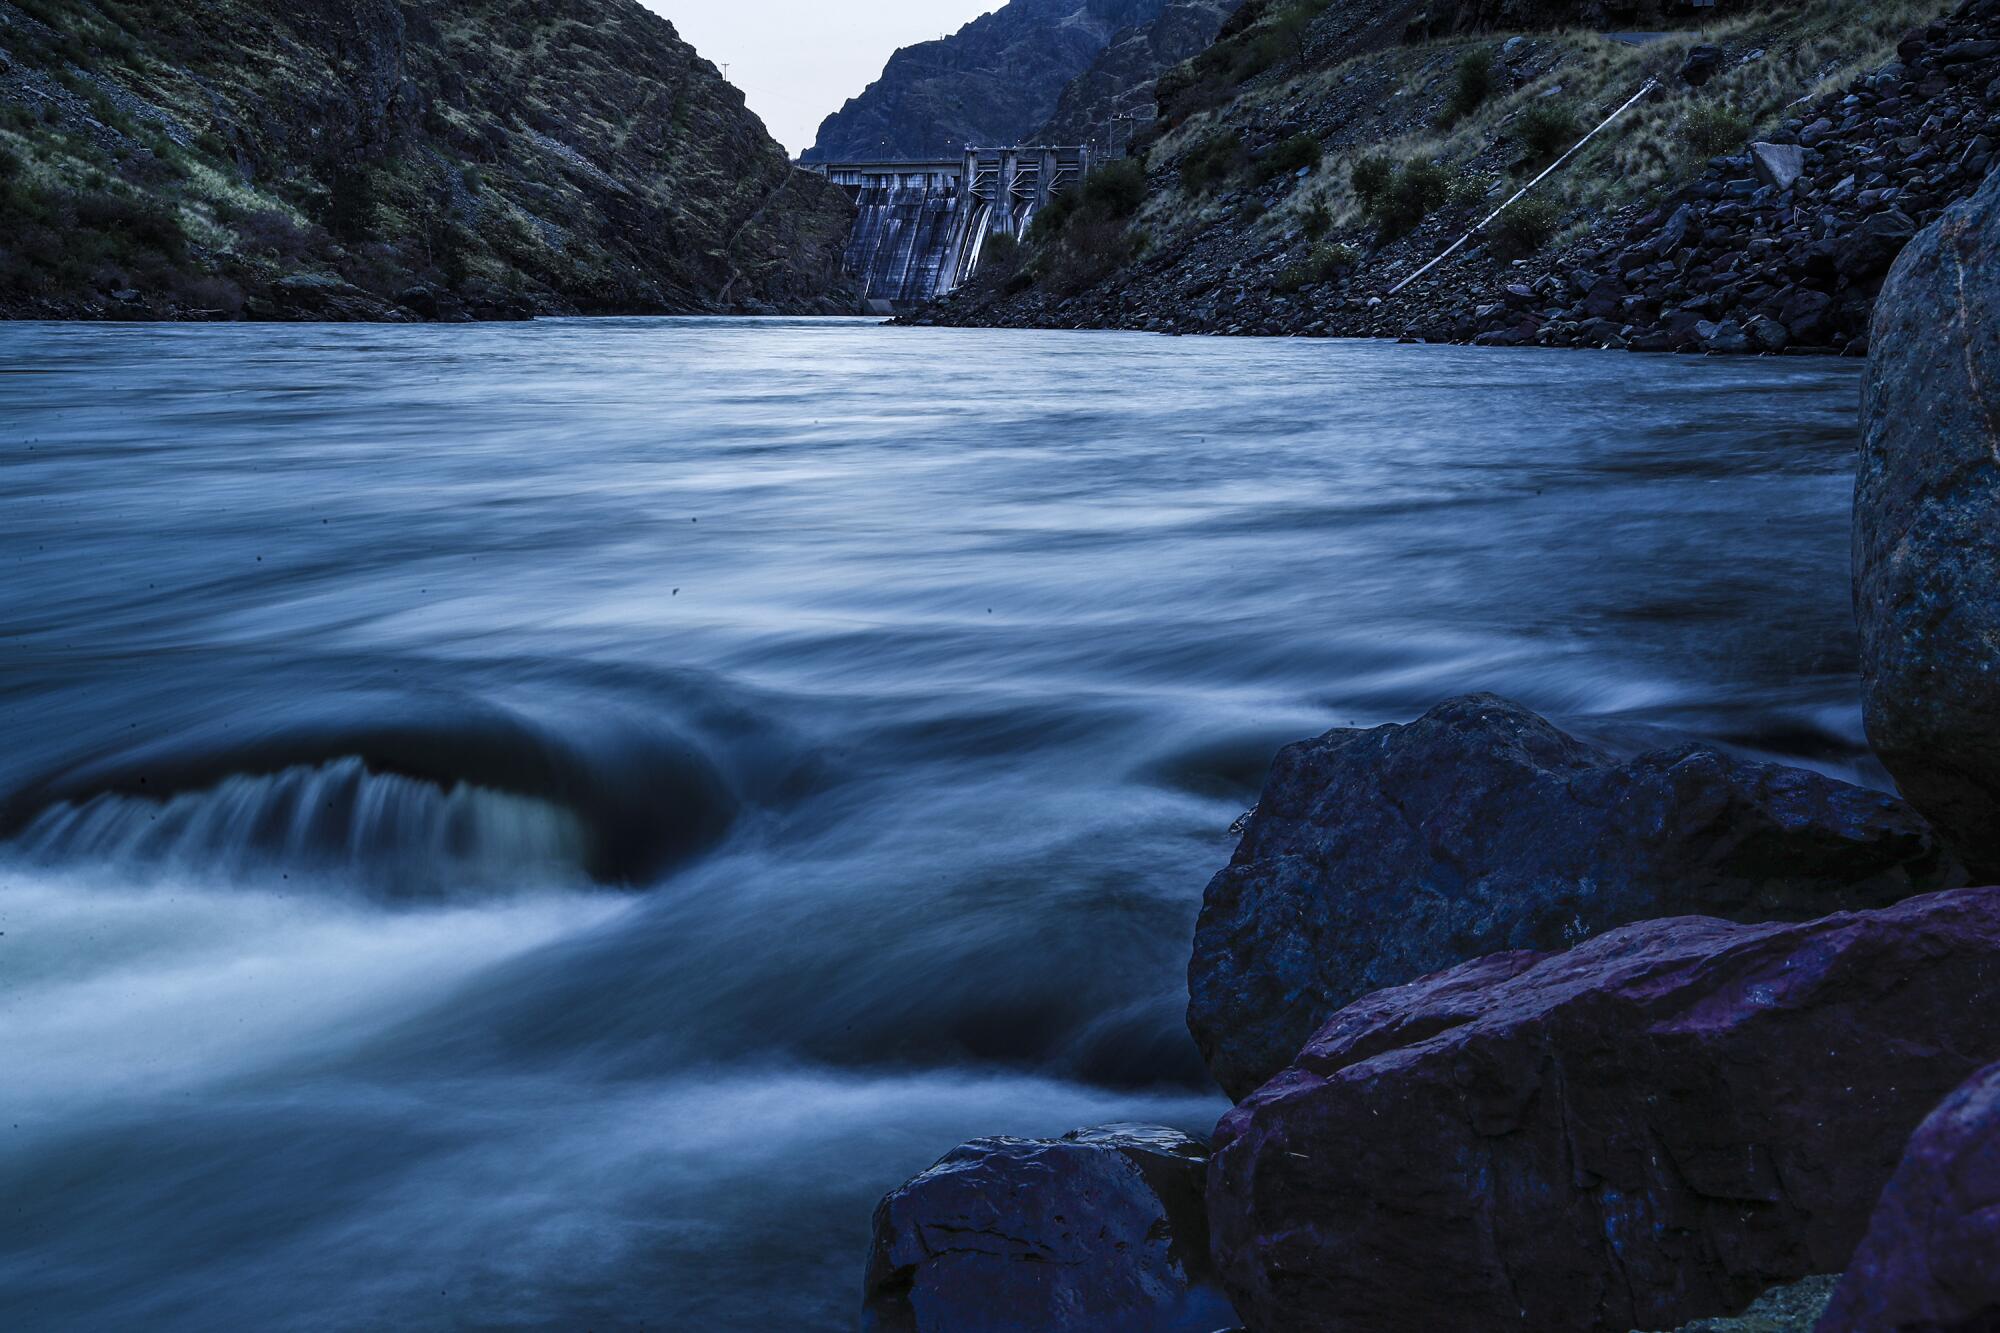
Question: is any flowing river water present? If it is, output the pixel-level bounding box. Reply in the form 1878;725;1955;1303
0;318;1874;1329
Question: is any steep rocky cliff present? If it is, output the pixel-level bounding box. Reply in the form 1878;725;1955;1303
0;0;855;320
804;0;1171;163
1035;0;1245;154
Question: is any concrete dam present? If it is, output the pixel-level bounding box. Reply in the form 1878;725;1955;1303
808;147;1091;314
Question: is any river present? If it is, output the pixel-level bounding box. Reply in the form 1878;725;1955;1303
0;318;1872;1329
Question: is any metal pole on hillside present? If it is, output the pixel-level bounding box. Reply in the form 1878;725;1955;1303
1387;77;1661;298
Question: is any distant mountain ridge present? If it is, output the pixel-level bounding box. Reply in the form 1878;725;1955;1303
803;0;1171;163
0;0;855;320
1034;0;1245;154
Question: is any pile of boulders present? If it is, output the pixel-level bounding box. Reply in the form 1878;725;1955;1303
861;174;2000;1331
1458;0;2000;353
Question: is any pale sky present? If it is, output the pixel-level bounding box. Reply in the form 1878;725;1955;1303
651;3;1002;158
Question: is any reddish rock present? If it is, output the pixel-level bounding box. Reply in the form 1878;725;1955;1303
1818;1062;2000;1332
1188;695;1961;1100
1207;889;2000;1333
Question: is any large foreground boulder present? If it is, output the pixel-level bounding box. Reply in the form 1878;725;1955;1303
1818;1062;2000;1331
1188;695;1962;1098
1856;164;2000;880
1207;888;2000;1333
862;1124;1235;1333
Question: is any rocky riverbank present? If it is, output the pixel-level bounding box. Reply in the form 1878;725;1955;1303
913;0;2000;357
862;170;2000;1330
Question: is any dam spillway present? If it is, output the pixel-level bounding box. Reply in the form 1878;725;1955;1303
809;147;1091;314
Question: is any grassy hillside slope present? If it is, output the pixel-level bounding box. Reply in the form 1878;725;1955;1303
925;0;1972;349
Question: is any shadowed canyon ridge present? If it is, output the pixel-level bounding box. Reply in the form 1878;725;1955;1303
0;0;854;319
803;0;1239;165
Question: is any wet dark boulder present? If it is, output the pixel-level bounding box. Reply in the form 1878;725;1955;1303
1819;1061;2000;1331
1207;889;2000;1333
862;1124;1235;1333
1188;695;1962;1099
1856;165;2000;879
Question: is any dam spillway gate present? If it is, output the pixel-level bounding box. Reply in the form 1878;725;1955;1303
807;146;1092;314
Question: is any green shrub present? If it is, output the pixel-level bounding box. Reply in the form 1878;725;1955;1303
1302;200;1333;239
1273;240;1358;293
1040;211;1140;295
1019;159;1152;294
1029;191;1074;243
1368;160;1451;239
1448;172;1496;212
1438;49;1494;127
1515;101;1580;166
1030;159;1147;246
1270;0;1326;61
1487;192;1564;258
1351;153;1394;203
0;145;21;180
325;167;382;238
73;189;187;262
1180;130;1246;194
1253;132;1322;185
1681;101;1751;157
1080;157;1147;217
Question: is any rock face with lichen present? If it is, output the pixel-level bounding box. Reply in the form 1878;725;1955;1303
1854;161;2000;880
1188;694;1962;1100
1206;889;2000;1333
0;0;855;320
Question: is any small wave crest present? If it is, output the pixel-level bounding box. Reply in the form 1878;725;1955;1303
2;706;742;892
9;758;594;893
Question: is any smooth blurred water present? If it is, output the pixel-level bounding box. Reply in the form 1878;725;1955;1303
0;318;1870;1329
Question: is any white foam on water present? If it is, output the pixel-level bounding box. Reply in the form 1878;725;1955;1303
0;864;631;1129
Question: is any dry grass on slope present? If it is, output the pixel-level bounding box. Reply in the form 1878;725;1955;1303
1138;0;1952;260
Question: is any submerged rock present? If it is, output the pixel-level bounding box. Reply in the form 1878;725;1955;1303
1207;888;2000;1333
1855;164;2000;880
1818;1061;2000;1332
862;1123;1234;1333
1188;695;1961;1099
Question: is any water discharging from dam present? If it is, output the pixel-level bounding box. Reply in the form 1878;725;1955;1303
810;147;1089;312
